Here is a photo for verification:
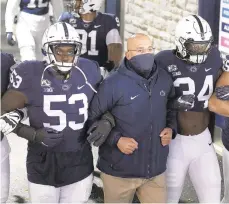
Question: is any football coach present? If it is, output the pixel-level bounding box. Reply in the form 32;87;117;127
88;33;177;203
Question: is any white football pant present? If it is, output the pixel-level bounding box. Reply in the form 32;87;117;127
15;11;50;61
1;136;10;203
29;173;93;203
222;147;229;203
166;128;221;203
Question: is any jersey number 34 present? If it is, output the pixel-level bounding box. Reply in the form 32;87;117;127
174;75;213;108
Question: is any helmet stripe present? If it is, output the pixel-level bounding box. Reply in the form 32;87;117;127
192;15;204;39
62;22;69;39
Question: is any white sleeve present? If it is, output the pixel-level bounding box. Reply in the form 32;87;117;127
5;0;20;33
51;0;64;21
48;2;54;16
106;29;122;45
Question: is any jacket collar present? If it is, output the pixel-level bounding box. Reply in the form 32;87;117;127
118;57;158;83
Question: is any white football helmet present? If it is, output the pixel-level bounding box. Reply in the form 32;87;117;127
76;0;104;14
42;22;82;72
175;15;213;64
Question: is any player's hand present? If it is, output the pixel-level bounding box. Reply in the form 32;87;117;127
87;120;113;147
117;137;138;155
160;128;172;146
215;85;229;100
35;127;64;148
87;112;115;146
169;94;195;111
6;32;16;46
0;110;22;135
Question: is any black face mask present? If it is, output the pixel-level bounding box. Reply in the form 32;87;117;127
128;53;155;78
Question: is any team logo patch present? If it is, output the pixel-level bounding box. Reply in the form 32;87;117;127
43;87;54;93
172;71;181;77
160;90;166;96
69;18;77;24
167;65;178;72
62;84;72;91
41;79;51;87
189;66;197;72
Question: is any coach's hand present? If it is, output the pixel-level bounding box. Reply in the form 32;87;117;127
117;137;138;155
160;128;172;146
35;127;64;148
6;32;16;46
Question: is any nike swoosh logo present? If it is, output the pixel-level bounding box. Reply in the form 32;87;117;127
94;25;101;28
77;85;85;90
131;95;139;100
205;68;212;72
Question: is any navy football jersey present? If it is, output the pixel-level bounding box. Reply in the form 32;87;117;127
8;58;101;152
20;0;50;15
222;118;229;151
155;47;223;112
1;52;16;96
59;12;120;66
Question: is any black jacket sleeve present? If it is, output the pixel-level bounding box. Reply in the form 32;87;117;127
166;85;177;138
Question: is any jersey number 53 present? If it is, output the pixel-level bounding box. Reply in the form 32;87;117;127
43;94;88;131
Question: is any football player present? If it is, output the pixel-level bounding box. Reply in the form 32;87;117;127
209;69;229;203
1;52;64;203
1;22;113;203
0;52;16;203
59;0;122;75
5;0;64;61
154;15;222;203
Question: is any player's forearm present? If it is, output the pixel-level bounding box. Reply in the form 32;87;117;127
107;43;123;67
1;90;27;114
209;94;229;117
13;123;37;142
51;0;64;21
5;0;20;32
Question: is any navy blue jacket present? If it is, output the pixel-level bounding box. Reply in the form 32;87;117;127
89;58;176;178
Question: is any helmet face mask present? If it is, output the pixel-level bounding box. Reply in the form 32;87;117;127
183;38;213;56
42;22;82;73
175;15;213;64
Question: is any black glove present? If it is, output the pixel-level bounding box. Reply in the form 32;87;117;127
215;85;229;100
87;112;115;147
35;127;64;148
168;94;195;111
6;32;16;46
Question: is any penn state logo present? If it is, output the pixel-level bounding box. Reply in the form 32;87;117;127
62;84;72;91
160;90;166;96
168;65;178;72
189;66;197;72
